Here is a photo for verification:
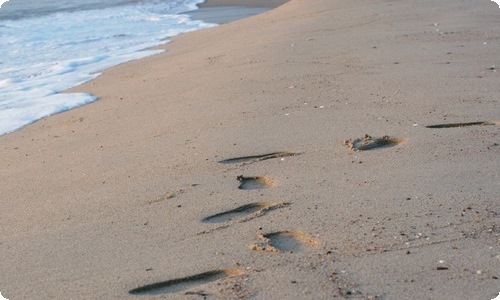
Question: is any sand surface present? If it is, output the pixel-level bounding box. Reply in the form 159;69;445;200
1;0;499;299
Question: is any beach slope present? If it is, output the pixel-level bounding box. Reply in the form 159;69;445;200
0;0;499;299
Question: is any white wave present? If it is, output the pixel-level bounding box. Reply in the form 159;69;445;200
0;0;215;135
0;0;9;9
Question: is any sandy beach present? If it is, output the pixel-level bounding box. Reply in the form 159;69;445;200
1;0;499;299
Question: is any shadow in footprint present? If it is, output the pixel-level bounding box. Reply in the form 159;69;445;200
426;120;499;128
129;269;244;296
237;175;273;190
219;151;300;165
202;201;290;223
250;230;320;253
344;134;404;151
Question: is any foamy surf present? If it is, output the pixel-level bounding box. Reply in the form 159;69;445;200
0;0;215;135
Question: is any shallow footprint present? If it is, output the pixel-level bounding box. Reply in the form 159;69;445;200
237;175;273;190
250;230;320;253
129;269;244;296
344;134;404;151
202;201;290;223
219;151;300;165
426;120;499;128
145;189;185;205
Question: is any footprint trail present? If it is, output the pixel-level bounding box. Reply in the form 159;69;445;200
237;175;274;190
202;201;290;223
426;120;499;128
250;230;320;253
344;134;404;151
219;151;300;165
129;269;245;296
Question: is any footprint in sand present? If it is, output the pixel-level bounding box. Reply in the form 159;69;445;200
344;134;404;151
426;120;499;128
202;201;290;223
237;175;274;190
249;230;320;253
144;189;185;205
129;269;245;296
219;151;300;165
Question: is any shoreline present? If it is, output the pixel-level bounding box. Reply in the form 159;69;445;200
0;0;287;137
188;0;289;25
1;0;499;299
199;0;289;8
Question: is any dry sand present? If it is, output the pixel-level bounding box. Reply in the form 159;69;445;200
1;0;499;299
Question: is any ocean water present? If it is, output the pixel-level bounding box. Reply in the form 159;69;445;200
0;0;215;135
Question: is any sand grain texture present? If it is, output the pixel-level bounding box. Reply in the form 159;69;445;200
1;0;499;299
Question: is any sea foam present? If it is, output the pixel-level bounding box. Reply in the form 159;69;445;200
0;0;214;135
